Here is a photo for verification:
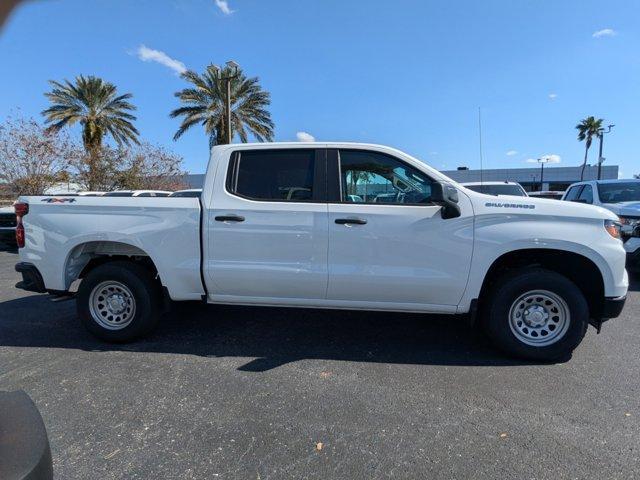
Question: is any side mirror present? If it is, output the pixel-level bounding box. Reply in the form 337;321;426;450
431;182;461;219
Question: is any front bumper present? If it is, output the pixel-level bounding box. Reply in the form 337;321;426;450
15;262;46;293
601;295;627;319
589;295;627;332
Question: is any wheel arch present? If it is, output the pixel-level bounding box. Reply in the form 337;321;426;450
64;240;161;290
477;248;606;319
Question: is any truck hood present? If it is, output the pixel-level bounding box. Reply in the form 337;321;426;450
465;191;618;221
602;202;640;217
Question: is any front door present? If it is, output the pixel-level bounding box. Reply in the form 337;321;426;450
206;148;328;302
326;149;474;309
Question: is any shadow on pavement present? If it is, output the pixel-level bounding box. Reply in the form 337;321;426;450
0;294;538;371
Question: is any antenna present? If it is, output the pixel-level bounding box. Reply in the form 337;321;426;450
478;107;484;185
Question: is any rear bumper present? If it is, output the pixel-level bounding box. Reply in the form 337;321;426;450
15;262;47;293
0;226;15;240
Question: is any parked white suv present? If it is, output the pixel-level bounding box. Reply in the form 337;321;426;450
14;143;628;361
562;179;640;266
461;181;528;197
103;190;172;197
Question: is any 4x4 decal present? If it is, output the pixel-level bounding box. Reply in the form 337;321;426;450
41;198;76;203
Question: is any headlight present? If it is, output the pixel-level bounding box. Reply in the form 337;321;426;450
604;219;622;239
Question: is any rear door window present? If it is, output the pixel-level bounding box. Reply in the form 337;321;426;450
227;149;319;202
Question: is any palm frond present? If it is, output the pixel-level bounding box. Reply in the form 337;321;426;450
171;66;273;146
42;75;139;149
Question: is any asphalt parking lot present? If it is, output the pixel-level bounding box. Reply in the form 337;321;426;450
0;242;639;479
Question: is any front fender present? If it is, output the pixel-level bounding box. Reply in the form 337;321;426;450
458;214;628;312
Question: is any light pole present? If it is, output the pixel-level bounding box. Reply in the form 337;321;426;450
597;124;614;180
210;60;240;144
535;157;552;191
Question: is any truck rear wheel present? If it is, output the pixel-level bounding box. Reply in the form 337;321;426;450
77;261;161;342
482;268;589;361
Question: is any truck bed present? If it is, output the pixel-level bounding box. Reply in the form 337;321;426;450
17;196;204;300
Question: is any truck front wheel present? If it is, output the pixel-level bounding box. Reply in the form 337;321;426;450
77;261;161;342
483;268;589;361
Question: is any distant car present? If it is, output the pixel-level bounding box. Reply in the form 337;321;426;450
562;179;640;265
462;181;528;197
0;205;17;243
77;191;106;197
528;190;565;200
103;190;172;197
169;189;202;198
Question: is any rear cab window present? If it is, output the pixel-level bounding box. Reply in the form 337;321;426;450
226;149;324;202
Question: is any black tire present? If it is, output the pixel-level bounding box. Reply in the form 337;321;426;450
482;267;589;361
77;261;161;342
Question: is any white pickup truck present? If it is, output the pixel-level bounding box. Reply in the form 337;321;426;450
562;179;640;267
14;143;628;360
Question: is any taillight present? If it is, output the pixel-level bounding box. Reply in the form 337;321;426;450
14;202;29;248
15;202;29;217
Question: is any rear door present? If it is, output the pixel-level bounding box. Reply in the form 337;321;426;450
206;148;329;301
326;148;474;310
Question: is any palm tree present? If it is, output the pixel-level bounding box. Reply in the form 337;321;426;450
170;65;274;147
42;75;139;189
576;116;603;181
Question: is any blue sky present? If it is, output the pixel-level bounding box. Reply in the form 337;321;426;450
1;0;639;176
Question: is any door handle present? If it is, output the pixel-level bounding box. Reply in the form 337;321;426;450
335;217;367;225
215;215;245;222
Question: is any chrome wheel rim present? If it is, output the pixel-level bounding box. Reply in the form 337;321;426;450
89;281;136;330
508;290;570;347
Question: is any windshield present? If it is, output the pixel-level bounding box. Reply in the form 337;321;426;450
465;184;527;196
597;182;640;203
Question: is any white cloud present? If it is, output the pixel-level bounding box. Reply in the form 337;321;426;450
548;93;558;100
429;151;438;156
593;28;617;38
214;0;234;14
296;131;315;142
135;45;186;75
526;154;561;164
506;150;518;156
